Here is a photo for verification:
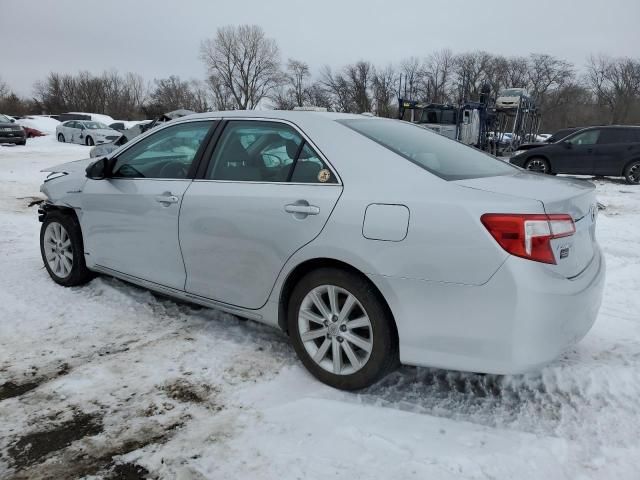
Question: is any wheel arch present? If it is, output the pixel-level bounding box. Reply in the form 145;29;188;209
621;157;640;177
38;202;79;224
525;154;553;173
277;257;398;342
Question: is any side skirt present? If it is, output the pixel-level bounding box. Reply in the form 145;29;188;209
90;264;264;321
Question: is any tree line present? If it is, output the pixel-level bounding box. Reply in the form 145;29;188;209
1;24;639;132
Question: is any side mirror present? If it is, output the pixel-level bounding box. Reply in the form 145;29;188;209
10;118;15;123
562;141;572;149
85;158;113;180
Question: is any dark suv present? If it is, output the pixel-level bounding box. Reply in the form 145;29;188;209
510;125;640;184
0;114;26;145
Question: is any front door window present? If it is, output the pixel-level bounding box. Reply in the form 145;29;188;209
112;121;214;179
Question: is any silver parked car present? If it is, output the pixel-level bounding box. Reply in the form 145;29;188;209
496;87;531;109
56;120;121;146
39;111;605;390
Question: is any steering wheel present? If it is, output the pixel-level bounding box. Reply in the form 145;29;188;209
158;162;189;179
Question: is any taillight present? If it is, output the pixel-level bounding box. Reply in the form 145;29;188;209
481;213;575;264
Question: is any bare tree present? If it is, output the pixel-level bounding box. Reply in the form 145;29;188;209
453;51;493;102
527;53;574;101
148;75;208;113
286;59;311;107
320;66;354;112
346;61;373;113
372;65;397;117
306;82;333;110
399;57;422;100
207;74;235;110
587;55;640;124
0;77;9;99
423;49;454;103
200;24;281;109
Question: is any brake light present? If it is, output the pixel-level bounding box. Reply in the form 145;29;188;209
481;213;575;264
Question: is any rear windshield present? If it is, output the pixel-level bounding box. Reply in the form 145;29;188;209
338;118;516;181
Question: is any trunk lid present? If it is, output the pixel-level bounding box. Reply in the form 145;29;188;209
455;171;598;278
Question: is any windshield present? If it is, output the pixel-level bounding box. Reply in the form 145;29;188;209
82;121;108;130
500;89;525;97
339;118;516;181
0;114;12;123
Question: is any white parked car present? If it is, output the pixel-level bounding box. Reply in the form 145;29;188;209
56;120;121;146
496;88;530;109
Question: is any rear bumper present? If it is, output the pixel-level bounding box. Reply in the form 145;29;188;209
369;246;605;374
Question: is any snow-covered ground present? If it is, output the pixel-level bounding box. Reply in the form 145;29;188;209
1;137;639;479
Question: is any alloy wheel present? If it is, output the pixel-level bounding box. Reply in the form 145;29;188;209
298;285;373;375
526;158;548;173
43;222;73;278
628;163;640;184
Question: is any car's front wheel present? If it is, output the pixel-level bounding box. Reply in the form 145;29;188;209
288;268;398;390
57;133;65;142
624;160;640;184
524;157;550;174
40;211;94;287
85;136;94;146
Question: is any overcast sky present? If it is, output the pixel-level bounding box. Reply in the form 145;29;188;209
2;0;639;96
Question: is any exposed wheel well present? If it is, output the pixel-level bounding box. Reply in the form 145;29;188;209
278;258;398;341
38;203;79;224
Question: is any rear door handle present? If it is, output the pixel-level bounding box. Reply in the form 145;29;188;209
155;194;179;204
284;204;320;215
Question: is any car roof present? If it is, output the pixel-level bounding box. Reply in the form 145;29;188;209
185;110;367;123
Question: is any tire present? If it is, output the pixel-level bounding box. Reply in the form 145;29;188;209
85;136;94;146
288;268;398;390
524;157;551;174
18;140;26;146
40;211;94;287
57;133;65;143
623;160;640;184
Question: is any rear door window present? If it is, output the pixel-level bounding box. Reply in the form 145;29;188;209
206;120;337;184
338;118;516;181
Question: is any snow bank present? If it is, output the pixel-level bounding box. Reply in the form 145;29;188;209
68;112;115;125
17;116;60;135
1;140;640;479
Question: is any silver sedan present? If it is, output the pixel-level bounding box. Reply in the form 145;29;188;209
39;111;605;390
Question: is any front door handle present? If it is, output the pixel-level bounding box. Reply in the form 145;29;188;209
155;194;179;205
284;203;320;216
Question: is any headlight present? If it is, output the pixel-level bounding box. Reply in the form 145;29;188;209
513;150;526;156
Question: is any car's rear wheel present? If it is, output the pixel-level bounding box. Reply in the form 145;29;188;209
57;133;65;142
85;136;94;146
624;160;640;184
288;268;398;390
524;157;550;174
40;211;94;287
